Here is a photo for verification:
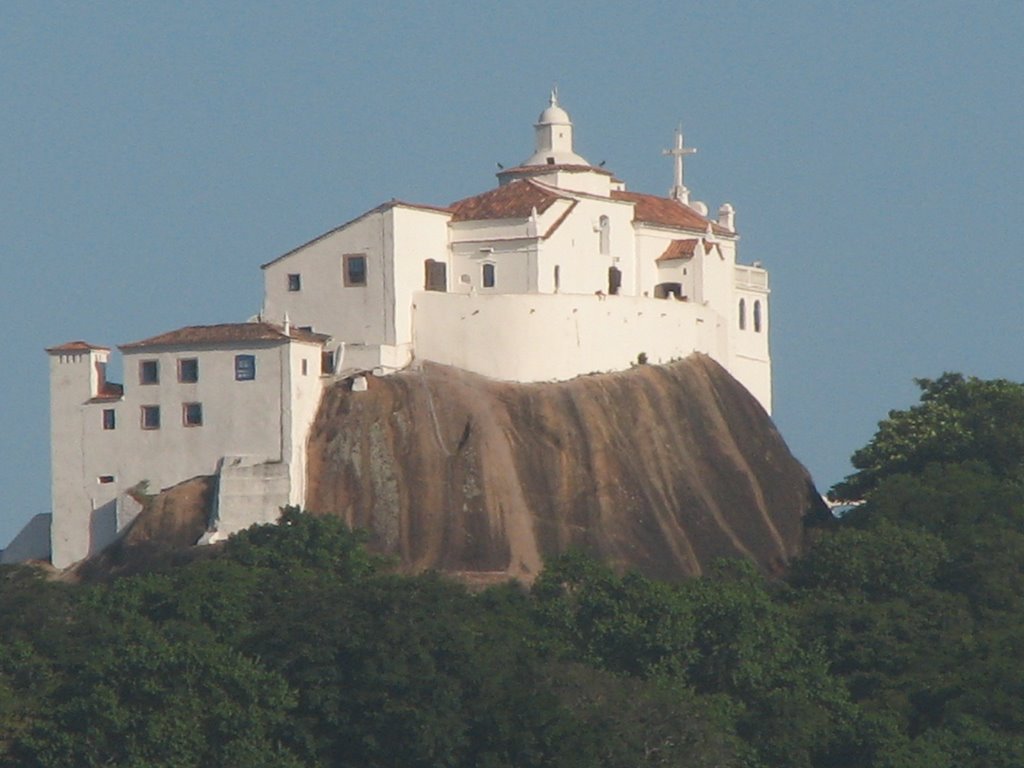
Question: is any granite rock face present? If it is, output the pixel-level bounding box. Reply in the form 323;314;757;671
306;355;825;582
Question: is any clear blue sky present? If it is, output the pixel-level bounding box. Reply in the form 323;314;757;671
2;2;1022;546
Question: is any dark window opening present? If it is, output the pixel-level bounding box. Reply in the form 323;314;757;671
739;298;746;330
183;402;203;427
98;475;115;484
754;300;762;333
607;266;622;295
287;273;301;291
321;350;335;375
654;282;684;300
482;262;496;288
546;157;555;165
139;360;159;385
554;265;560;292
141;405;160;430
235;354;256;381
102;409;116;430
424;259;447;292
344;254;367;286
178;358;199;383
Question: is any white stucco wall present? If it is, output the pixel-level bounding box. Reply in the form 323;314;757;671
412;291;770;411
285;340;327;505
390;206;452;346
263;213;388;343
49;347;116;567
49;337;324;568
210;455;291;538
536;197;637;296
411;291;750;390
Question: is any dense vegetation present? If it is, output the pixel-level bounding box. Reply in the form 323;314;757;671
2;372;1023;766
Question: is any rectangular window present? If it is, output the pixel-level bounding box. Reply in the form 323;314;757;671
344;254;367;286
102;409;116;430
287;273;301;291
301;358;308;376
178;358;199;383
235;354;256;381
139;359;159;385
482;262;496;288
182;402;203;427
98;475;115;484
141;405;160;430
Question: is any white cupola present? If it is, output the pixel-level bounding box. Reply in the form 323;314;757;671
522;88;590;167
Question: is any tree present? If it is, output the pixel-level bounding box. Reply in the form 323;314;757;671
830;374;1024;501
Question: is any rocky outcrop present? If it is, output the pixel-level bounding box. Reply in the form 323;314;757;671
306;355;825;582
68;476;216;582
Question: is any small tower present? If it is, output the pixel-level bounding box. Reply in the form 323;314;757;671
46;341;112;568
522;88;590;167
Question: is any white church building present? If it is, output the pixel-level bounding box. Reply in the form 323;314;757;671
35;92;770;569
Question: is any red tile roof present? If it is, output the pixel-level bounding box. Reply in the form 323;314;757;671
611;191;731;235
120;322;328;350
46;341;110;354
656;238;723;263
657;239;699;262
450;180;568;222
89;382;124;402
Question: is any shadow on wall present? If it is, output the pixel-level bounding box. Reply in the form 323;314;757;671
89;499;118;557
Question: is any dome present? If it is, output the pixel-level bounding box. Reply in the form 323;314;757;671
520;88;590;168
537;104;570;125
536;88;571;126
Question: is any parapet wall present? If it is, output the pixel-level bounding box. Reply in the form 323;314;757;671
411;291;730;385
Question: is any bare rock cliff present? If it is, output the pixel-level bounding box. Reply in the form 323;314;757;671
306;355;825;582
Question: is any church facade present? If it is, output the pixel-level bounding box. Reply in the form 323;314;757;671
40;92;770;569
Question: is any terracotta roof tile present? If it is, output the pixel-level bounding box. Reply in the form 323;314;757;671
46;341;110;354
611;191;731;235
657;239;699;262
89;382;124;402
120;322;328;351
657;238;723;263
450;180;568;223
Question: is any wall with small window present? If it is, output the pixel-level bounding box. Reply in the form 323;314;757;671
53;336;326;568
262;208;391;346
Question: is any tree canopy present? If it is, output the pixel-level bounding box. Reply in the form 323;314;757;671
4;372;1024;766
829;373;1024;501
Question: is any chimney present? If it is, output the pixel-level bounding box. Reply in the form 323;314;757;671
718;202;735;232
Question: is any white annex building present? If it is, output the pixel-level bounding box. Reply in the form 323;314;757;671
36;92;770;569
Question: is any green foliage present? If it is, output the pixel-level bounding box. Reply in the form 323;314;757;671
5;398;1024;768
830;373;1024;500
531;550;697;678
224;505;384;578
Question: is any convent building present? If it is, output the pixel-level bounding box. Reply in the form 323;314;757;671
34;92;770;569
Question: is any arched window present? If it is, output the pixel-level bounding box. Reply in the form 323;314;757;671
753;300;762;333
554;264;560;292
738;298;746;330
482;262;496;288
599;215;610;255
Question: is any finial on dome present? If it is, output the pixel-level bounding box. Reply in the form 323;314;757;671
523;88;589;167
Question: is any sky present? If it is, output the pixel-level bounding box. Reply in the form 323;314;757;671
2;2;1023;547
